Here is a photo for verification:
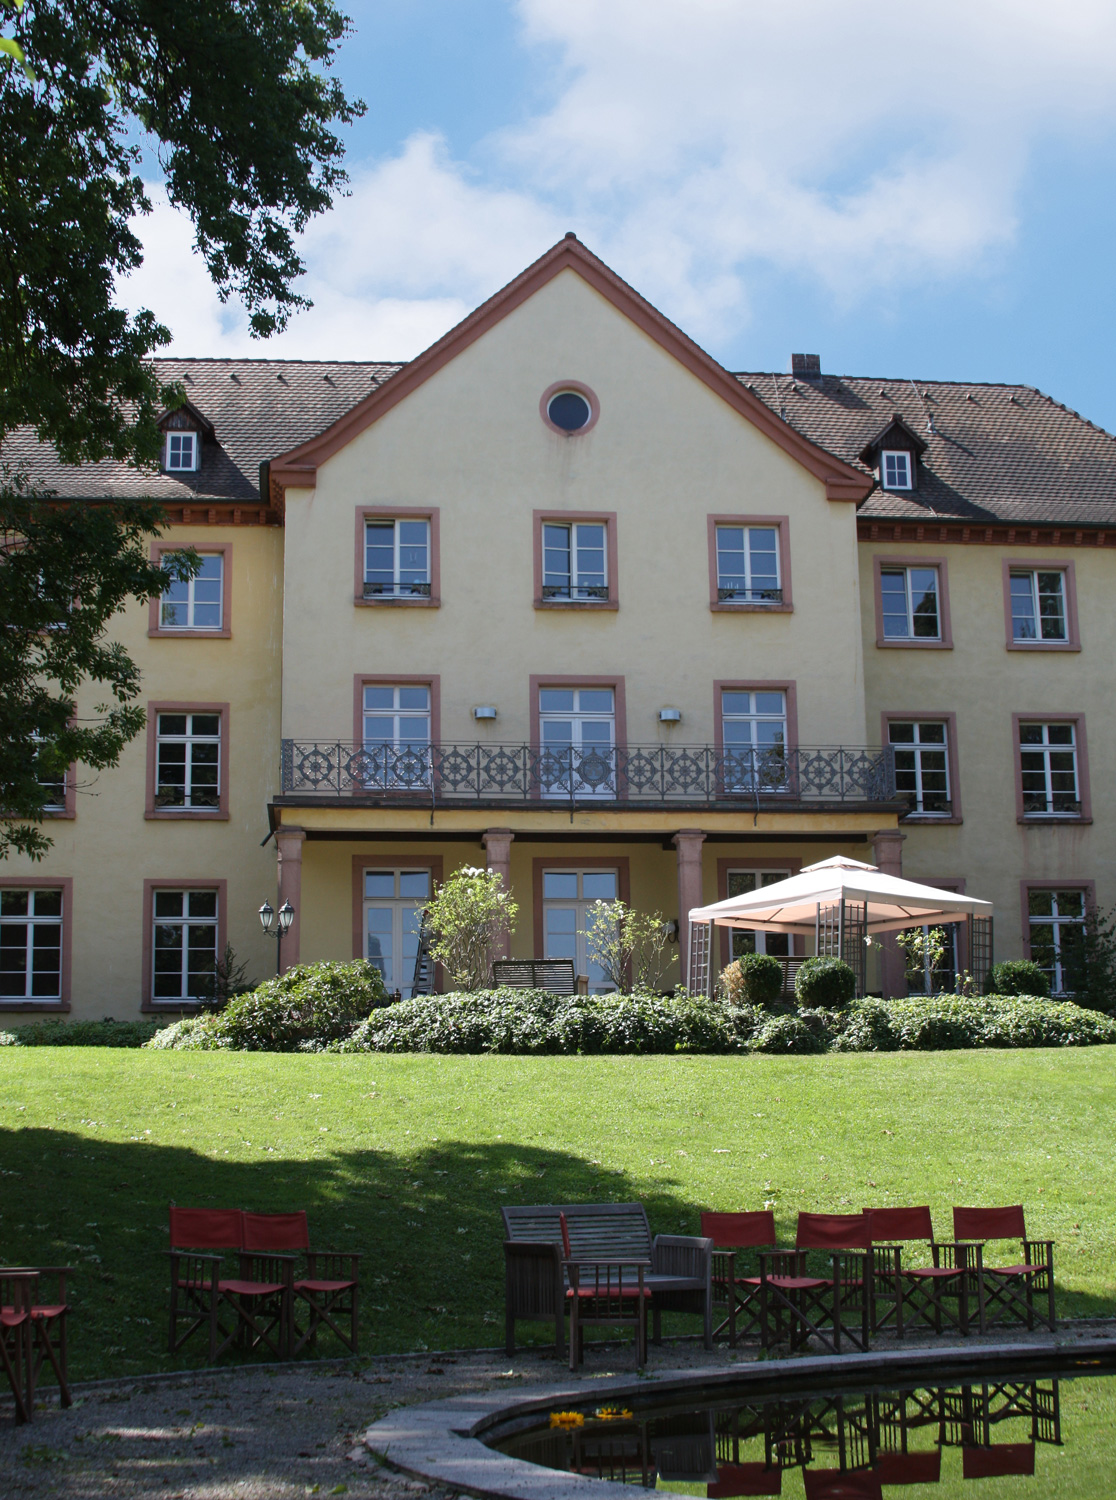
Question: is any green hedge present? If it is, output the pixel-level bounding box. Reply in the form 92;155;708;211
0;1019;167;1047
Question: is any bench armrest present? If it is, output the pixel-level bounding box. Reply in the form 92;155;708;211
652;1234;713;1282
504;1239;561;1264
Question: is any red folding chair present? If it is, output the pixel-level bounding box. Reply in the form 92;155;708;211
876;1451;941;1485
700;1211;777;1345
802;1469;882;1500
759;1213;872;1354
168;1207;293;1362
560;1212;651;1369
707;1462;782;1496
953;1206;1056;1333
0;1266;73;1408
864;1207;975;1338
0;1273;35;1425
962;1443;1035;1478
241;1211;360;1354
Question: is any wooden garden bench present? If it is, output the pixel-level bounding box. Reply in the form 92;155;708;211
502;1202;712;1356
491;960;577;994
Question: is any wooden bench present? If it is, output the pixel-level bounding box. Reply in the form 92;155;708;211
491;960;577;994
502;1202;712;1357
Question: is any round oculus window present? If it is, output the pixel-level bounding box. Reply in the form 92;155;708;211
546;389;592;432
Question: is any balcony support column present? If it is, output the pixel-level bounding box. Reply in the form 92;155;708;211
873;828;907;1000
673;829;706;987
482;828;516;960
276;827;305;974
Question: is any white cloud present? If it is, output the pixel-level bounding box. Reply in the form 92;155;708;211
118;0;1116;358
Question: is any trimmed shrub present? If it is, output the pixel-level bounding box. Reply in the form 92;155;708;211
0;1019;167;1047
749;1012;830;1054
720;953;784;1009
987;959;1050;999
795;956;857;1009
876;995;1116;1050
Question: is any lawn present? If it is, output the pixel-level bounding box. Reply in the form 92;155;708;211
0;1048;1112;1380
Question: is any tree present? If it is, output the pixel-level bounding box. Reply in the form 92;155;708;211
425;868;519;993
0;481;198;858
583;899;673;994
0;1;363;853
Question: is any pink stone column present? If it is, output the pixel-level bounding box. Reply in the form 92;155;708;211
482;828;515;960
673;829;707;988
873;828;907;1000
276;827;305;974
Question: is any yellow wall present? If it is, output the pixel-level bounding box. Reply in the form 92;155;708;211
1;524;284;1020
860;539;1113;961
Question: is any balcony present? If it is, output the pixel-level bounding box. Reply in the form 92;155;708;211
279;741;897;811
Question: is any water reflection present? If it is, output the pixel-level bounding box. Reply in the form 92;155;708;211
499;1376;1066;1494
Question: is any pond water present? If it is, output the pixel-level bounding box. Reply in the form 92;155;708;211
492;1355;1116;1498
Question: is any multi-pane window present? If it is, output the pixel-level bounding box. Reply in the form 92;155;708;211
542;868;618;993
160;554;223;630
164;431;197;471
542;522;608;600
363;869;431;998
0;889;63;1000
715;526;781;603
881;451;912;490
1019;722;1079;815
1010;570;1067;642
880;566;940;640
362;685;431;788
1028;888;1087;994
538;687;616;797
32;737;67;813
155;713;220;811
721;690;787;790
888;721;950;815
727;870;790;959
152;890;218;1001
363;520;431;597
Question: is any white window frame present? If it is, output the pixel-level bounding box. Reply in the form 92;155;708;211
541;868;620;993
880;565;941;640
538;687;616;798
1009;569;1067;642
1019;722;1079;816
361;684;432;790
159;553;224;631
0;888;63;1001
363;868;431;998
1027;888;1087;995
715;525;782;603
155;712;221;811
881;450;912;490
888;720;951;816
720;690;788;791
151;888;219;1002
726;870;792;959
363;519;431;598
164;431;198;472
541;522;608;601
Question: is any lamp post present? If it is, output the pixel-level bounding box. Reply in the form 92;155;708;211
259;899;295;976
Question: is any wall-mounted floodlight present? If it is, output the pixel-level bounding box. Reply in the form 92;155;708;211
473;706;498;721
658;708;682;723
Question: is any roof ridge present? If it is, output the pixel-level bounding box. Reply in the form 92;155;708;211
155;357;406;368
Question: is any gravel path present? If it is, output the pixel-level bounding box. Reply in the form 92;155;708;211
3;1324;1114;1499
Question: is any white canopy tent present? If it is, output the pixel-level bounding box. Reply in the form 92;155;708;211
687;855;994;996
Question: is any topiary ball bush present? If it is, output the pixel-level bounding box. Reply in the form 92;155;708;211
987;959;1050;998
795;955;857;1009
720;952;784;1009
216;960;387;1051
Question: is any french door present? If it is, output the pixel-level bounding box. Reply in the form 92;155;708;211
538;687;616;797
727;870;791;959
363;868;431;997
542;868;618;992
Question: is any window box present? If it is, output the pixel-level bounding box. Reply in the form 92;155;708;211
533;512;618;609
354;507;440;607
1002;560;1080;651
708;516;793;612
872;555;952;648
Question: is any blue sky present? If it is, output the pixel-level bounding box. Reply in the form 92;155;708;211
122;0;1116;433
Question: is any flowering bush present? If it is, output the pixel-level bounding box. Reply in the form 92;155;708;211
425;867;518;991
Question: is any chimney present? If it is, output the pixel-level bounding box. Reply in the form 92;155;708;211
789;353;821;380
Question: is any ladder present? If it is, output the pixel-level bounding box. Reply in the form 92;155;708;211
409;914;435;997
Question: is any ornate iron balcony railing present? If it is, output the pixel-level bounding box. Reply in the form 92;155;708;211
279;741;897;808
540;583;610;601
716;586;784;604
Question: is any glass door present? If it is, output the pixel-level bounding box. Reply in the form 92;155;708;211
363;869;431;997
542;868;618;992
538;687;616;798
727;870;791;959
362;685;431;789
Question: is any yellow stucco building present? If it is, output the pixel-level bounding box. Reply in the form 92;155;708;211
4;238;1112;1017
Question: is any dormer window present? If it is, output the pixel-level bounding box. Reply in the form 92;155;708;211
882;450;912;490
165;431;198;471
